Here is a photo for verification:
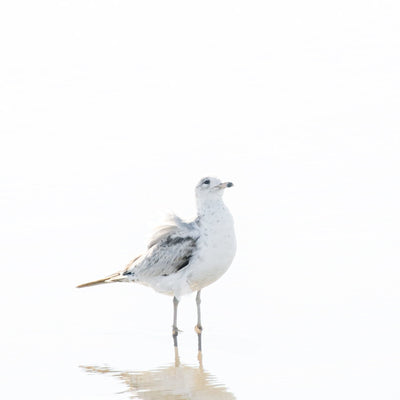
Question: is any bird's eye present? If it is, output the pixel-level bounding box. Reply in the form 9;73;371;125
203;179;210;185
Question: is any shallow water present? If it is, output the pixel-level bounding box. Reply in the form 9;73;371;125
2;124;400;398
3;278;400;400
81;348;235;400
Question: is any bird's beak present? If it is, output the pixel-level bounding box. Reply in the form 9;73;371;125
215;182;234;189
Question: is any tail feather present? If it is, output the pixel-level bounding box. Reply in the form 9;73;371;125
76;272;123;288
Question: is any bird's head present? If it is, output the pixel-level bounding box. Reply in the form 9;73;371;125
195;176;234;206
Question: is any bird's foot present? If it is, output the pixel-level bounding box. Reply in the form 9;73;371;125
194;324;203;335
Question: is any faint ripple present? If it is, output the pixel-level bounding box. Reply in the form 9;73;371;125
81;349;236;400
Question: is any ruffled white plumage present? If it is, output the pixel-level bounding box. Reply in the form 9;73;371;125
77;177;236;300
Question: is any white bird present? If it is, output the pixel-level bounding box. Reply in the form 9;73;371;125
77;177;236;350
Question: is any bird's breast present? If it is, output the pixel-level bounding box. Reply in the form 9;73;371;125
187;213;236;290
200;224;236;263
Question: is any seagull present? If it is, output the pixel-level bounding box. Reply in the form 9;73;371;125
77;177;236;351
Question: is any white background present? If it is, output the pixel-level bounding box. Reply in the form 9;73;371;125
1;1;399;399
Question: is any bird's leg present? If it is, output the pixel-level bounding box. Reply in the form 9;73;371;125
174;345;181;367
195;290;203;353
172;296;179;347
197;350;203;370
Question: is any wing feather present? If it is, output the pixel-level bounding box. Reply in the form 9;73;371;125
125;214;200;278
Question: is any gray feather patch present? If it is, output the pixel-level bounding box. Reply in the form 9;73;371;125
124;214;200;278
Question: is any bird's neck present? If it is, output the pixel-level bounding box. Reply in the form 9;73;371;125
196;197;230;221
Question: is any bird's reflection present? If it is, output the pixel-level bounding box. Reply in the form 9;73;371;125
81;348;236;399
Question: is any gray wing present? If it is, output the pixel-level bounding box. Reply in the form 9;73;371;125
124;214;200;278
146;214;199;249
